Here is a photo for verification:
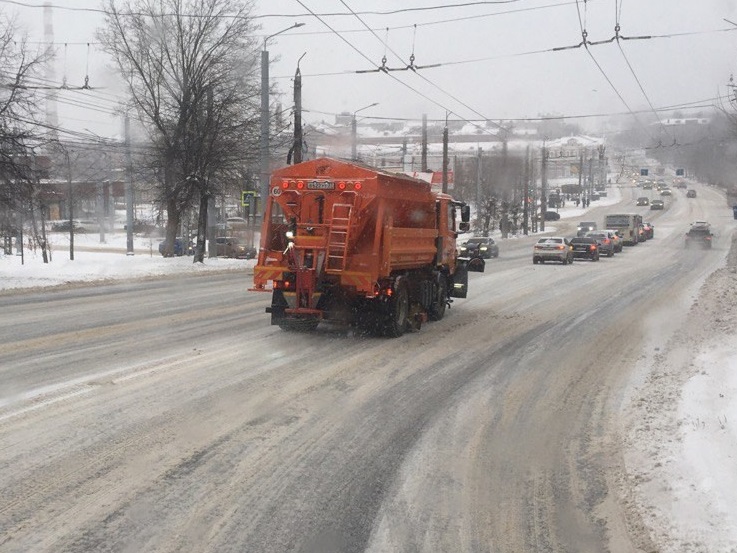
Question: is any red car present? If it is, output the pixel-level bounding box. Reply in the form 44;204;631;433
641;222;654;240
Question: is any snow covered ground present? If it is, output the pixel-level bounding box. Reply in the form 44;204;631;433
0;231;254;291
622;237;737;553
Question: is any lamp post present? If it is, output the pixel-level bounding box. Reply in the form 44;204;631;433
351;102;379;161
260;22;305;217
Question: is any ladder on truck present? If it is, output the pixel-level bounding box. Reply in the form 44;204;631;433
327;203;352;271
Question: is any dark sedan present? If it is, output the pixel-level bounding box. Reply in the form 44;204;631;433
460;237;499;259
569;237;600;261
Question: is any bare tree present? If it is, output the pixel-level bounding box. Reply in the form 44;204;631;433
0;12;51;255
98;0;260;261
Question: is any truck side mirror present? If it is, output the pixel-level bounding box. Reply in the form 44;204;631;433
459;221;470;232
460;204;470;223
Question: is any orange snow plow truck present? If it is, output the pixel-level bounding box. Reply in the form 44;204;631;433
251;157;483;336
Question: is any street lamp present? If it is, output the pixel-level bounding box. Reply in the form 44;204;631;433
351;102;379;161
260;22;305;217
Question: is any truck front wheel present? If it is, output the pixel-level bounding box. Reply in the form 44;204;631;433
383;280;409;337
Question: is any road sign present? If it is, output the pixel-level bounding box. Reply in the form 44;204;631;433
676;168;684;176
640;168;649;176
241;190;255;207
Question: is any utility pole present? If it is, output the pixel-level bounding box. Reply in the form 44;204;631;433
259;48;270;217
578;149;584;203
540;141;548;232
421;113;428;171
351;102;378;162
588;155;594;199
260;24;305;218
292;53;305;164
65;151;74;261
96;181;105;244
530;149;537;233
523;145;530;235
442;117;449;194
125;114;134;255
476;147;482;208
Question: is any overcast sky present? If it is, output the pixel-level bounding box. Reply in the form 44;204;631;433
7;0;737;138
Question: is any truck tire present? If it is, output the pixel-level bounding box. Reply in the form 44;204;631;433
383;280;409;337
428;277;447;321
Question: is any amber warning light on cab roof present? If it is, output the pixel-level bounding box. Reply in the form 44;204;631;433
279;179;363;192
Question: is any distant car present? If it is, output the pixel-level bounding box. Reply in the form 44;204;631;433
216;237;256;259
159;237;192;256
51;219;86;233
650;199;664;210
124;219;157;234
686;189;697;198
660;188;672;196
641;222;654;240
532;237;573;265
636;197;649;206
603;229;624;252
460;237;499;259
576;221;597;236
586;231;616;257
541;211;561;221
685;222;713;249
570;236;600;261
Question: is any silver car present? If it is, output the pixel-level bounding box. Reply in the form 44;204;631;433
533;237;574;265
586;231;616;257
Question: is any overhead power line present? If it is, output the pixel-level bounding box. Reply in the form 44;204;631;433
338;0;506;135
304;94;723;124
292;0;497;134
612;0;674;143
0;0;523;19
569;0;656;144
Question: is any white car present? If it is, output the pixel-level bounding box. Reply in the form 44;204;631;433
533;237;574;265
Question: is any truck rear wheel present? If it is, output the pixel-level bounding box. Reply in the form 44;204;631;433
428;277;447;321
383;280;409;337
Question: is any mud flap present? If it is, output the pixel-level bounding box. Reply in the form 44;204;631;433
451;257;484;299
450;262;469;298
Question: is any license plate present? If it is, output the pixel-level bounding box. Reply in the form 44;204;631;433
307;180;335;190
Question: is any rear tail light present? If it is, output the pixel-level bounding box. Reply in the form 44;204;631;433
556;245;565;250
590;245;597;251
275;280;293;290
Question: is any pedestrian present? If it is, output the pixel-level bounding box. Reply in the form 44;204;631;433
575;197;580;207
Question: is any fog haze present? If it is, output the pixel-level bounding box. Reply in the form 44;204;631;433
8;0;737;136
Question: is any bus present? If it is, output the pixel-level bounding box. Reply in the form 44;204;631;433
604;213;642;246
